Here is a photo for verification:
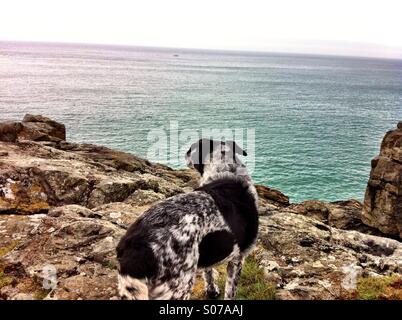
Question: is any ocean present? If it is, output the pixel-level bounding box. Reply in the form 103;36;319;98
0;41;401;202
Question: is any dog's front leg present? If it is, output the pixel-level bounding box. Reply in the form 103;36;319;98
203;268;220;299
224;255;244;300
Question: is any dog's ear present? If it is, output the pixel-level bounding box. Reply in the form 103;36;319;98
186;139;219;159
186;140;200;157
186;139;209;158
185;139;216;175
226;140;247;156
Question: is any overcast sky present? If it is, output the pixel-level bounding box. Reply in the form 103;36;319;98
1;0;402;59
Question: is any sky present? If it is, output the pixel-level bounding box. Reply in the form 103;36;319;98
1;0;402;59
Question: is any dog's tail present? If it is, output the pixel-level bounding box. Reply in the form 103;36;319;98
118;274;149;300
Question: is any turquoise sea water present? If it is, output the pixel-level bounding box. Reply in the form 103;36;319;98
0;41;401;202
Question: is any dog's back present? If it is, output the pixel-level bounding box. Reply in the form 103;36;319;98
196;178;258;253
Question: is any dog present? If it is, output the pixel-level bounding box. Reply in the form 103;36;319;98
116;138;259;300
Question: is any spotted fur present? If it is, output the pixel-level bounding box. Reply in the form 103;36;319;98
116;139;259;300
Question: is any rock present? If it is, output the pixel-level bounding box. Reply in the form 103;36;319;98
0;138;189;214
0;122;24;143
328;199;363;229
0;213;124;300
87;180;139;208
0;167;51;215
22;114;66;141
256;184;291;216
125;189;165;206
41;169;90;205
0;214;44;252
362;122;402;238
10;293;34;300
257;212;402;300
48;205;96;218
256;185;289;207
92;202;144;228
0;114;65;143
289;200;330;223
46;274;117;300
286;199;382;234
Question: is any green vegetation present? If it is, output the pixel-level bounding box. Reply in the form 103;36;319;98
0;240;20;258
355;274;402;300
0;271;14;289
0;241;20;289
33;288;51;300
192;254;276;300
102;260;116;270
236;256;276;300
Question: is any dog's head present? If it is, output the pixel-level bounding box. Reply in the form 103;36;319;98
185;138;247;176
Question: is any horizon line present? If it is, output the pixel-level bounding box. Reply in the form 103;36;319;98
1;39;402;62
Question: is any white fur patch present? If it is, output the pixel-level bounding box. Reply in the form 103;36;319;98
118;275;149;300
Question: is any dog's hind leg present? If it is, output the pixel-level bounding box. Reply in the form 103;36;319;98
203;268;220;299
224;254;244;300
170;269;198;300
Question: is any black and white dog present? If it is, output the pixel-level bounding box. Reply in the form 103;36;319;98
116;139;259;300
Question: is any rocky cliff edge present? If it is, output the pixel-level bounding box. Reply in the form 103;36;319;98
0;115;401;300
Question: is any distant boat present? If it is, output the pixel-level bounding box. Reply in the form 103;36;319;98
173;54;179;57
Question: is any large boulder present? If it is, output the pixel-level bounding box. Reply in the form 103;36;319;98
0;114;66;143
362;122;402;238
21;114;66;141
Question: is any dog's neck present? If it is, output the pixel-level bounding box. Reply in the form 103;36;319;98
199;162;252;186
199;162;259;209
